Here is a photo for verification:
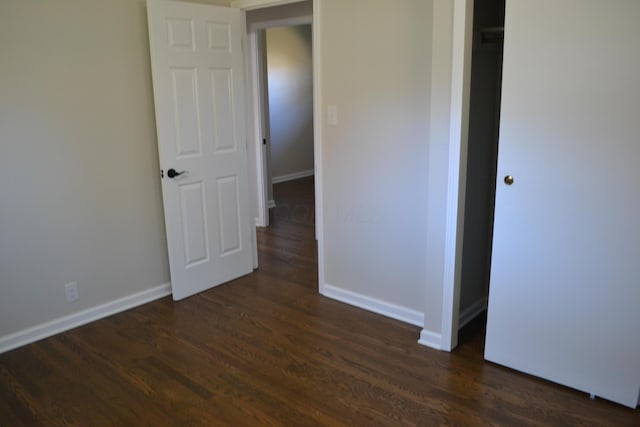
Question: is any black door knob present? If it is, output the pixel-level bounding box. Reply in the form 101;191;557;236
167;168;186;178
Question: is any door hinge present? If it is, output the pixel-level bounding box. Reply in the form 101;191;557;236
263;138;267;145
160;169;164;178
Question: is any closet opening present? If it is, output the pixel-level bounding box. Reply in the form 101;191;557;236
457;0;505;349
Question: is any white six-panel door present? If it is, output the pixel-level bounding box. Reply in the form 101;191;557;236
485;0;640;408
147;0;253;300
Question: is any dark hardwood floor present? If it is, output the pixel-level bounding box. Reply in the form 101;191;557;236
1;177;638;426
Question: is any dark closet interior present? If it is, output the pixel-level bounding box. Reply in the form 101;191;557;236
458;0;505;336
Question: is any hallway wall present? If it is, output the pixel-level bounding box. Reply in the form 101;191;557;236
266;25;314;182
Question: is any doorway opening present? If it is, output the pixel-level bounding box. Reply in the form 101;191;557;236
244;2;315;232
457;0;505;349
243;2;317;285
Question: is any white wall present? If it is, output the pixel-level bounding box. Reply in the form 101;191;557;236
318;0;433;317
266;25;314;181
0;0;230;349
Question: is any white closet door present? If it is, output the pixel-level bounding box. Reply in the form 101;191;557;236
485;0;640;408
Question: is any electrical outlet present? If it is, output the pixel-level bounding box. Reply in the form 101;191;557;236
64;281;79;303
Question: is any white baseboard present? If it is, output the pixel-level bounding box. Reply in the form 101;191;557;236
268;199;276;209
458;297;488;330
272;169;314;184
418;329;443;350
417;297;487;352
320;283;424;327
0;283;172;354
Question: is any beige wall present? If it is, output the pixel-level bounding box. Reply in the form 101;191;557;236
1;0;456;349
246;0;312;24
266;25;314;180
189;0;232;5
319;0;433;313
0;0;229;342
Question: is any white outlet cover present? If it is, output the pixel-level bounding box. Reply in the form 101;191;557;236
64;281;79;303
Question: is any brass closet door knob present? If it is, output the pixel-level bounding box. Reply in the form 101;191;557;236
504;175;514;185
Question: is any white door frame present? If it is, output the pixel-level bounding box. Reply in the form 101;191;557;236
234;0;325;288
440;0;474;352
247;26;270;228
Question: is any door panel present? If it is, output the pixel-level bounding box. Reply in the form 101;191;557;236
216;175;242;255
179;182;208;267
485;0;640;408
171;68;202;156
147;0;253;301
211;69;236;151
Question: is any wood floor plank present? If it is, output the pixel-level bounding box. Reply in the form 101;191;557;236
0;177;638;426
